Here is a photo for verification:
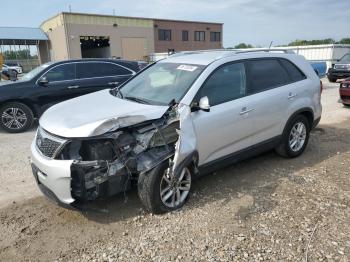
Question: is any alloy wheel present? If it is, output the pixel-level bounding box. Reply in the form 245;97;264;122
1;107;28;130
160;167;191;208
289;122;306;152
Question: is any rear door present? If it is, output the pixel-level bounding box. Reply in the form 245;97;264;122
76;62;135;92
191;62;255;165
245;58;307;145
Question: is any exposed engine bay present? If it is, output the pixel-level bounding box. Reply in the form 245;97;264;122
54;104;197;203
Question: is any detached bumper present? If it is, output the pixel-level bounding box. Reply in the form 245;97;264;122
30;141;75;205
340;87;350;105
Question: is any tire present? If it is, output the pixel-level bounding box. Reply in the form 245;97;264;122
343;103;350;107
138;161;192;214
275;115;310;158
328;76;337;83
0;102;34;133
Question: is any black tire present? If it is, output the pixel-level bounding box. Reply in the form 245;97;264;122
328;76;337;83
138;161;192;214
275;115;310;158
343;103;350;107
0;102;34;133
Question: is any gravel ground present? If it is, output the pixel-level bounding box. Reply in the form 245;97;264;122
0;79;349;261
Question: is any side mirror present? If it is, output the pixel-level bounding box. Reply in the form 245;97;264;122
38;77;49;86
191;96;210;112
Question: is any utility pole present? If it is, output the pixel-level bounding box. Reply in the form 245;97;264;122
69;5;72;13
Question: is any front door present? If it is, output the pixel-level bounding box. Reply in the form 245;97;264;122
191;62;255;165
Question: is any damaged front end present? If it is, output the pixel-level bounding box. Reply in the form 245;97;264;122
55;106;184;203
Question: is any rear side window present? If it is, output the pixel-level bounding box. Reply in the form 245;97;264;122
198;62;246;106
246;59;289;94
76;62;132;79
279;59;306;82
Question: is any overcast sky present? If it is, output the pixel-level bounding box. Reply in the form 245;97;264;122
1;0;349;47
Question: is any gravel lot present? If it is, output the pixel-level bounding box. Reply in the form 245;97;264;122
0;79;349;261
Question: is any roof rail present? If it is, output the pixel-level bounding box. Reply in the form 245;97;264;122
234;48;295;54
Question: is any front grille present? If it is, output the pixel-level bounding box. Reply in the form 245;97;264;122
36;127;67;158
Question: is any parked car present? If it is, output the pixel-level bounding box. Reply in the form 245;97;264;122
2;63;23;74
0;59;141;133
339;78;350;106
327;53;350;82
31;50;322;214
310;61;327;78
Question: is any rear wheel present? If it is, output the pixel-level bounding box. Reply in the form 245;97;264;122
275;115;310;158
138;161;192;214
0;102;34;133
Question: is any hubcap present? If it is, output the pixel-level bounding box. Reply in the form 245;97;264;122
160;167;191;208
1;107;27;130
289;122;306;152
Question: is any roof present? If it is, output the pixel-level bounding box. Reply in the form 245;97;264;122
42;12;223;26
161;49;296;65
0;27;48;45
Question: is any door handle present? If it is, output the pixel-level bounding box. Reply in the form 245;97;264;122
288;93;297;99
239;107;255;115
108;81;120;86
67;85;79;89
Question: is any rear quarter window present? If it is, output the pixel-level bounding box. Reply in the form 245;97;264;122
279;59;306;82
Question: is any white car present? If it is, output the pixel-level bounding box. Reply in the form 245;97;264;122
2;63;23;74
31;49;322;213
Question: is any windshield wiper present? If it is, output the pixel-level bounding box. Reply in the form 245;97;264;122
124;96;150;104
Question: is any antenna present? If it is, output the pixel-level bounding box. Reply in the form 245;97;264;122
268;41;273;50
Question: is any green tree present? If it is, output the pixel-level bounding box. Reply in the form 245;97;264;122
336;38;350;44
234;43;254;49
2;49;34;60
288;38;335;46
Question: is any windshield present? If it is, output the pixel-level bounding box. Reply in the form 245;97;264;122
117;62;205;105
21;62;53;81
340;54;350;63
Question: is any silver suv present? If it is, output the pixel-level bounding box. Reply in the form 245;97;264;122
31;50;322;213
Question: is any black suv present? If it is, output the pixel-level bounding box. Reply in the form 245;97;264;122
327;53;350;82
0;59;141;133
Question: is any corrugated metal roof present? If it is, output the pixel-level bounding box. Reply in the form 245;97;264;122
0;27;48;41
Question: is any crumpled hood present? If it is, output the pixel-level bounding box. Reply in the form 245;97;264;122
39;89;169;138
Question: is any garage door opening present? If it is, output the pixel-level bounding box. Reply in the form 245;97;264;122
80;36;110;58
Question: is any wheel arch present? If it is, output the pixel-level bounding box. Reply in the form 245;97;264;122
284;108;314;133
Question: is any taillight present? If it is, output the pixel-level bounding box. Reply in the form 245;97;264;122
320;80;323;94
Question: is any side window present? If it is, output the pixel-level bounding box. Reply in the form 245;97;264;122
198;63;246;106
279;59;306;82
44;64;75;82
76;63;132;79
246;59;289;94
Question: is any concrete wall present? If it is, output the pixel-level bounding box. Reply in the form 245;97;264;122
44;25;69;61
153;20;223;53
65;23;155;60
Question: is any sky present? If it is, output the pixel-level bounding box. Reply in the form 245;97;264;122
1;0;350;47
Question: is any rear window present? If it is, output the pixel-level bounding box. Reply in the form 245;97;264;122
279;59;306;82
246;59;290;94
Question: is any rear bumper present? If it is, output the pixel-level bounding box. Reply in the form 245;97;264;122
340;87;350;105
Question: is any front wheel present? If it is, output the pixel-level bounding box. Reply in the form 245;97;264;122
138;161;192;214
0;102;34;133
275;115;310;158
327;76;337;83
